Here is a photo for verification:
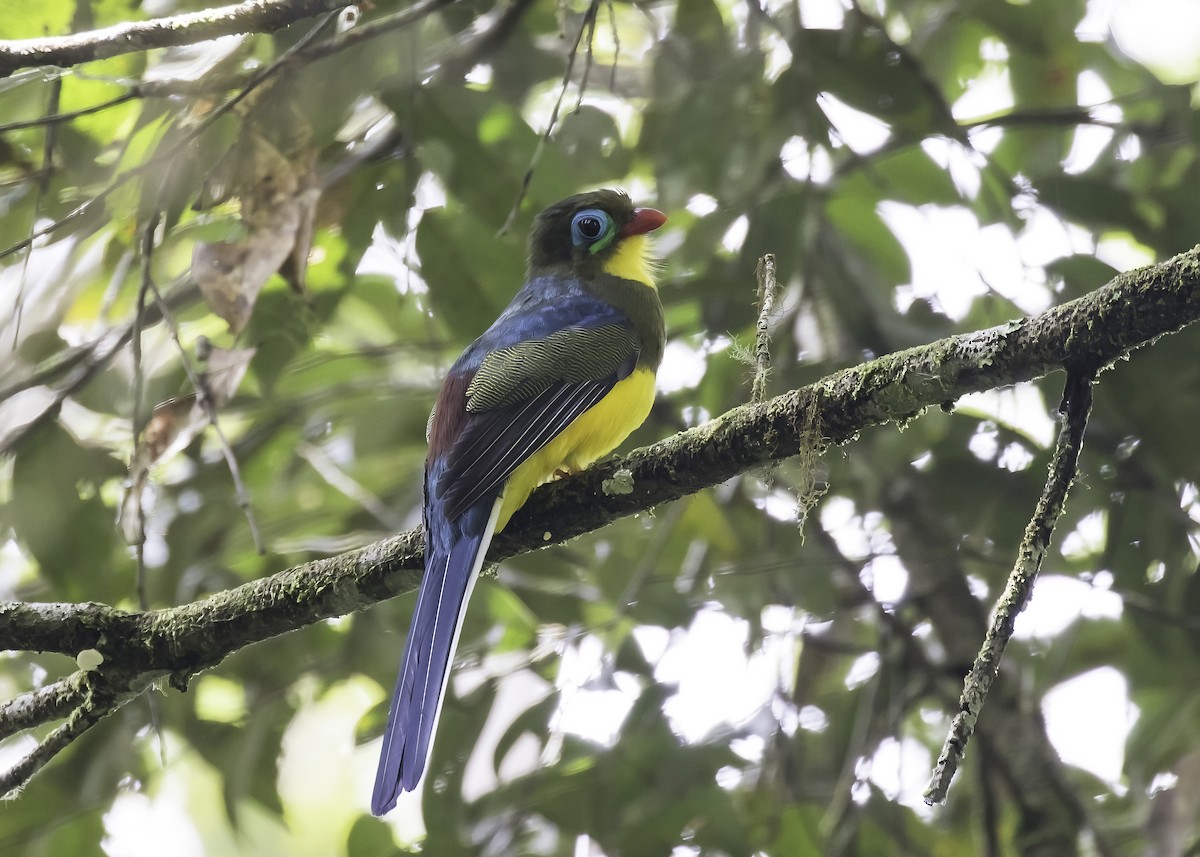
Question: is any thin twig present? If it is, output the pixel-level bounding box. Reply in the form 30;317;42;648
130;221;169;772
0;714;96;797
574;8;598;113
144;280;265;553
752;253;779;404
498;0;601;235
0;91;138;133
961;108;1117;131
129;217;172;771
171;6;341;143
297;441;406;531
0;715;88;792
0;277;197;453
923;370;1095;805
291;0;458;66
605;0;619;89
11;76;61;348
0;676;86;740
425;0;537;84
0;670;158;799
131;216;157;612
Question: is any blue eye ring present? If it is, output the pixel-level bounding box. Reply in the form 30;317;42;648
571;209;615;252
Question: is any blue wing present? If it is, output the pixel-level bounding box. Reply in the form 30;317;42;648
455;274;630;369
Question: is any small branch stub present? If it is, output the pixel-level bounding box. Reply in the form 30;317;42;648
752;253;778;404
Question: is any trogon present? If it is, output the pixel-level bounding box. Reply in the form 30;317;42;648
372;189;667;815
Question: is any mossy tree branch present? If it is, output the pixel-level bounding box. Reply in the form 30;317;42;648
1;244;1199;797
0;0;355;77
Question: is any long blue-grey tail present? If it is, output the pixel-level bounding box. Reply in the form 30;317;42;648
371;493;501;816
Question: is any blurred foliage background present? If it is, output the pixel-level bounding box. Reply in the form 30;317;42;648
2;0;1200;854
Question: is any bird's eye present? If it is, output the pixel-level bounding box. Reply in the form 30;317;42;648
571;209;611;248
577;216;602;238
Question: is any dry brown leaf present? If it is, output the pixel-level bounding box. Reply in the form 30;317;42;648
119;345;256;544
192;108;319;332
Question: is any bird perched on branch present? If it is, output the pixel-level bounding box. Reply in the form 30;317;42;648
372;189;668;815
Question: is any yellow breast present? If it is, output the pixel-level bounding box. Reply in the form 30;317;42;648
495;367;657;531
495;232;659;531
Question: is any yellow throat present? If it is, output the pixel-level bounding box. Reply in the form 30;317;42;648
601;234;658;287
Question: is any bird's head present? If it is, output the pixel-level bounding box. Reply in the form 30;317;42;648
528;189;667;285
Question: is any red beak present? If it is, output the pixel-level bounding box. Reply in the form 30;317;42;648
620;208;667;237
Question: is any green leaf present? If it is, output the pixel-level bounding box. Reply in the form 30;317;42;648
415;205;521;339
5;423;124;599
